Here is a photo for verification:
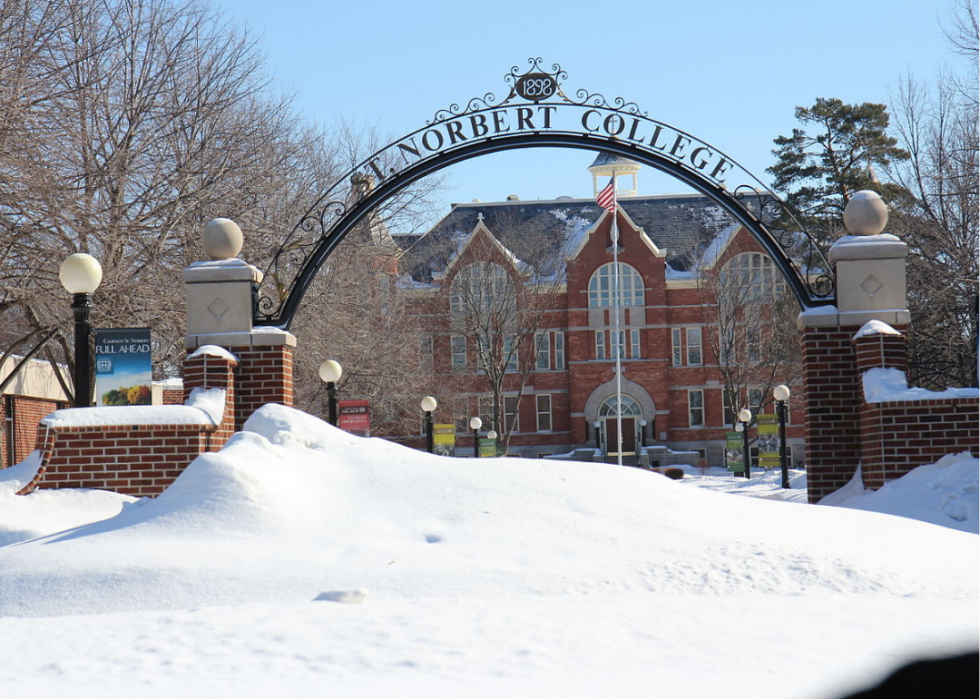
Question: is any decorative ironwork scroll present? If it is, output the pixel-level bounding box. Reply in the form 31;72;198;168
256;58;835;328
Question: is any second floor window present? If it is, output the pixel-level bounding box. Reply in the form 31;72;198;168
588;262;645;308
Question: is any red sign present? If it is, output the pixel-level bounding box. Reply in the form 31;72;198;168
338;400;371;437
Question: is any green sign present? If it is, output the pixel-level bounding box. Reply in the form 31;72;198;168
479;437;497;457
726;432;743;472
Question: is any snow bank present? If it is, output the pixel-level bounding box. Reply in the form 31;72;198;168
40;388;226;427
821;453;979;533
0;404;975;618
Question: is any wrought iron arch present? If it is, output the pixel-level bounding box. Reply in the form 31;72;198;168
255;59;834;329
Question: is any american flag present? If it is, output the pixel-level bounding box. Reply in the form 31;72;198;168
596;178;616;213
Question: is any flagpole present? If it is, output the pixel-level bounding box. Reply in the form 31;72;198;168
611;171;623;468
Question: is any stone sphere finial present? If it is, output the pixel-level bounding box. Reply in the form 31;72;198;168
202;218;244;260
843;190;888;236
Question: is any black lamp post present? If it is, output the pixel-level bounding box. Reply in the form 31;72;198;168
774;384;791;489
738;407;752;479
59;254;102;408
318;359;342;426
421;396;437;453
469;416;482;457
594;420;602;451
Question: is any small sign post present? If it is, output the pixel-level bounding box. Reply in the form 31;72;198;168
725;432;743;473
338;400;371;437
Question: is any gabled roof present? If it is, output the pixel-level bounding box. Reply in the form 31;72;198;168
394;193;742;284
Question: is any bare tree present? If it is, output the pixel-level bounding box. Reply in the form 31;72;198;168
0;0;336;396
889;34;979;388
441;212;568;450
696;228;802;426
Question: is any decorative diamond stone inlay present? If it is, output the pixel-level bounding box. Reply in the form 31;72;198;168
860;275;883;297
208;297;230;319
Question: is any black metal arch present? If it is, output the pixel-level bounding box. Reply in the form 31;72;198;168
255;62;834;329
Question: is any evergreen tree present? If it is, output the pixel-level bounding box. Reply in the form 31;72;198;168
767;98;910;245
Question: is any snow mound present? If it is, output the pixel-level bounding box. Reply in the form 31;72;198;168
0;404;975;618
822;453;979;533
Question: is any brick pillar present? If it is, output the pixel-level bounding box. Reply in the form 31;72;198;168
227;343;294;431
799;325;864;503
799;191;910;503
183;347;238;449
183;218;298;433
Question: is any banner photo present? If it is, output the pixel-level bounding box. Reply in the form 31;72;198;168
756;413;780;470
725;432;743;472
433;424;456;456
338;400;371;437
94;328;152;406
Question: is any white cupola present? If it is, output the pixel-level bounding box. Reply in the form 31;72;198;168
588;152;641;198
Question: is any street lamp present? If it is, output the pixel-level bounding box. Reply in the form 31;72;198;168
774;384;792;489
594;420;602;451
421;396;437;453
738;407;753;479
59;253;103;408
318;360;342;426
469;416;482;457
486;429;498;457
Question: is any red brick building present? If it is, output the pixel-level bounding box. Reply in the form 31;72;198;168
396;156;806;466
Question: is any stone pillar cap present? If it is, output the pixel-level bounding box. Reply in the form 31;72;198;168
843;190;888;235
203;218;244;260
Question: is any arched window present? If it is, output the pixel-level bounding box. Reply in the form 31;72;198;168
598;394;641;418
450;262;512;314
719;253;785;301
588;263;645;308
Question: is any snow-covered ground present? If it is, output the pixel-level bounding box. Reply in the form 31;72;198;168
0;404;976;698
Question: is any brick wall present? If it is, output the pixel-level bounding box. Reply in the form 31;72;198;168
1;395;64;468
860;398;980;489
21;422;220;497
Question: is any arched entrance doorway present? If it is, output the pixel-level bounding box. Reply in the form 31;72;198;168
597;394;646;458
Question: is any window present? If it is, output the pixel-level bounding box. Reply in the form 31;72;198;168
554;332;565;369
419;336;433;369
535;332;550;370
536;395;552;432
688;390;704;427
595;331;607;360
451;335;466;370
672;328;682;366
504;396;520;434
451;262;512;314
747;329;761;364
588;263;645;308
504;335;518;372
599;394;641;418
749;387;764;413
719;327;733;366
630;329;641;359
687;327;702;365
723;389;737;427
612;330;625;360
479;394;495;429
720;253;785;302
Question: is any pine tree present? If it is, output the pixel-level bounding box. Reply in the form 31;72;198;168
767;98;910;246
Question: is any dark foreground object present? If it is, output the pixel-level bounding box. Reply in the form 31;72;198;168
840;651;978;698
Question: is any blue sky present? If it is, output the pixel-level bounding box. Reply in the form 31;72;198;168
216;0;959;219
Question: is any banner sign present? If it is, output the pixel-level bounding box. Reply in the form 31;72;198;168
94;328;152;406
756;414;780;470
725;432;743;472
479;437;497;458
338;400;371;437
433;424;456;456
